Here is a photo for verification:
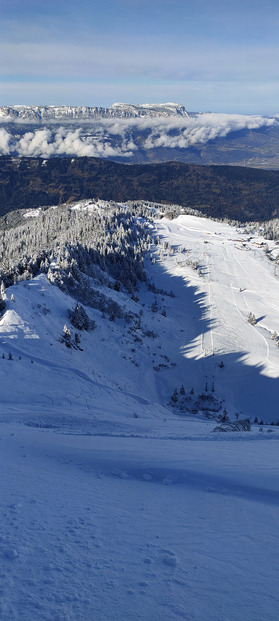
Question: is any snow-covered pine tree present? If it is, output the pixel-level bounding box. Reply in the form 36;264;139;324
0;281;6;312
69;303;90;331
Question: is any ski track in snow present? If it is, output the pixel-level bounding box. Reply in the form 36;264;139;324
1;213;279;619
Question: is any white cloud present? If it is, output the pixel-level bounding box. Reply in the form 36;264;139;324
0;128;11;154
0;113;276;158
14;126;134;159
142;113;275;150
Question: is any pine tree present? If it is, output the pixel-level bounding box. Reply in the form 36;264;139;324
221;409;229;423
0;281;6;312
69;303;90;331
248;312;256;325
0;281;6;300
63;324;71;346
74;332;81;346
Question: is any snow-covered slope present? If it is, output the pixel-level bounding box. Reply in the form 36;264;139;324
154;215;279;422
1;209;279;620
2;213;279;422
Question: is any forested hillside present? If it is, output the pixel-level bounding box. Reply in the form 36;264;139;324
1;156;279;221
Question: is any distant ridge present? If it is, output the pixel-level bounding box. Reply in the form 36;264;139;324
0;102;188;122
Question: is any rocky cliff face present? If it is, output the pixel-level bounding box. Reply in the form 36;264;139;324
108;103;188;118
0;103;188;122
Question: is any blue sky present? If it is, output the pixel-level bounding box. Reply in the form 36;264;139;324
1;0;279;113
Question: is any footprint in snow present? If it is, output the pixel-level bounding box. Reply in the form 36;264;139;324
162;550;177;568
1;546;18;560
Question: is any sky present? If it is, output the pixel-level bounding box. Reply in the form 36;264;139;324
1;0;279;114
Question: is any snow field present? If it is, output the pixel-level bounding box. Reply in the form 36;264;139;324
1;423;279;621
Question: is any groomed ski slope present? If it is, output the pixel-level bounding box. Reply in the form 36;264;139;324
0;212;279;620
154;215;279;422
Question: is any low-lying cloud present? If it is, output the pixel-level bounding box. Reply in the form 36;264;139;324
142;113;275;149
0;128;11;154
0;113;275;158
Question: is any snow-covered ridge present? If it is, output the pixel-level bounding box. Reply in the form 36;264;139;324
0;102;188;122
109;102;188;118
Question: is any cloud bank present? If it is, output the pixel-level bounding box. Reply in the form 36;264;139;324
0;113;275;159
141;113;275;150
0;128;11;154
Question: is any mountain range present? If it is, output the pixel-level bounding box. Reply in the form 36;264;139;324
1;103;279;168
0;102;188;121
